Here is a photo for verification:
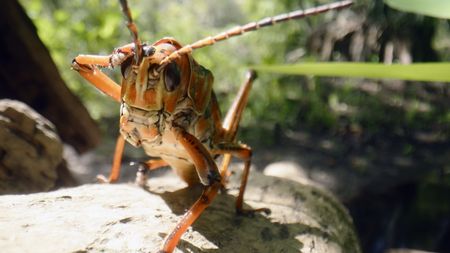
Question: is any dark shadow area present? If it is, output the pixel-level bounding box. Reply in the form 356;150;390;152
348;178;450;253
248;120;449;253
145;184;338;253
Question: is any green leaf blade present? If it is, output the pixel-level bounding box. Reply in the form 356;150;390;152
251;63;450;82
384;0;450;19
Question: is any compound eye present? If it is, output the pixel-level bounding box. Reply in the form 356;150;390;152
164;62;181;92
143;45;155;57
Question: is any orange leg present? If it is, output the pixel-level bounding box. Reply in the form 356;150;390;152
141;159;169;170
97;138;170;185
219;70;268;214
97;134;126;183
212;143;270;214
222;70;257;141
160;126;222;253
73;54;123;182
210;70;256;177
72;43;135;102
73;44;136;182
160;155;231;253
72;56;122;102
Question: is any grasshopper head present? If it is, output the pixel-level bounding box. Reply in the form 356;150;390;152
119;39;191;112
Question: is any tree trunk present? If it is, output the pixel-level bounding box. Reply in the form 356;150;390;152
0;0;100;153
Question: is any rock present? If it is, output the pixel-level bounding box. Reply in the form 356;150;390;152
264;161;315;185
0;99;63;194
385;249;435;253
0;168;361;253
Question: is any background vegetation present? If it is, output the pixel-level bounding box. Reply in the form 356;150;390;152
19;0;449;145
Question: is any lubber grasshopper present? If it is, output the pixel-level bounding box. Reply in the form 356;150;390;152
72;0;353;252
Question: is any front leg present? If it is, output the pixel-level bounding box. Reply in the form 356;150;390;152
72;44;135;182
72;56;121;102
72;44;135;102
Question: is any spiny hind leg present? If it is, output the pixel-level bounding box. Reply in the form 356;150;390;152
210;70;257;179
222;70;257;140
218;71;269;214
212;143;270;215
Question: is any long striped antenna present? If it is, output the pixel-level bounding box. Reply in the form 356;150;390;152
119;0;142;64
158;0;353;70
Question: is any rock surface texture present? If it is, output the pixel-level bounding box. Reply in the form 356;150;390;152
0;169;361;253
0;99;63;194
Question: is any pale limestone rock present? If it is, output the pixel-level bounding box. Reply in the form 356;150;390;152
0;169;361;253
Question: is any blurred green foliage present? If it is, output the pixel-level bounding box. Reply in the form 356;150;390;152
20;0;126;119
19;0;449;145
19;0;333;138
